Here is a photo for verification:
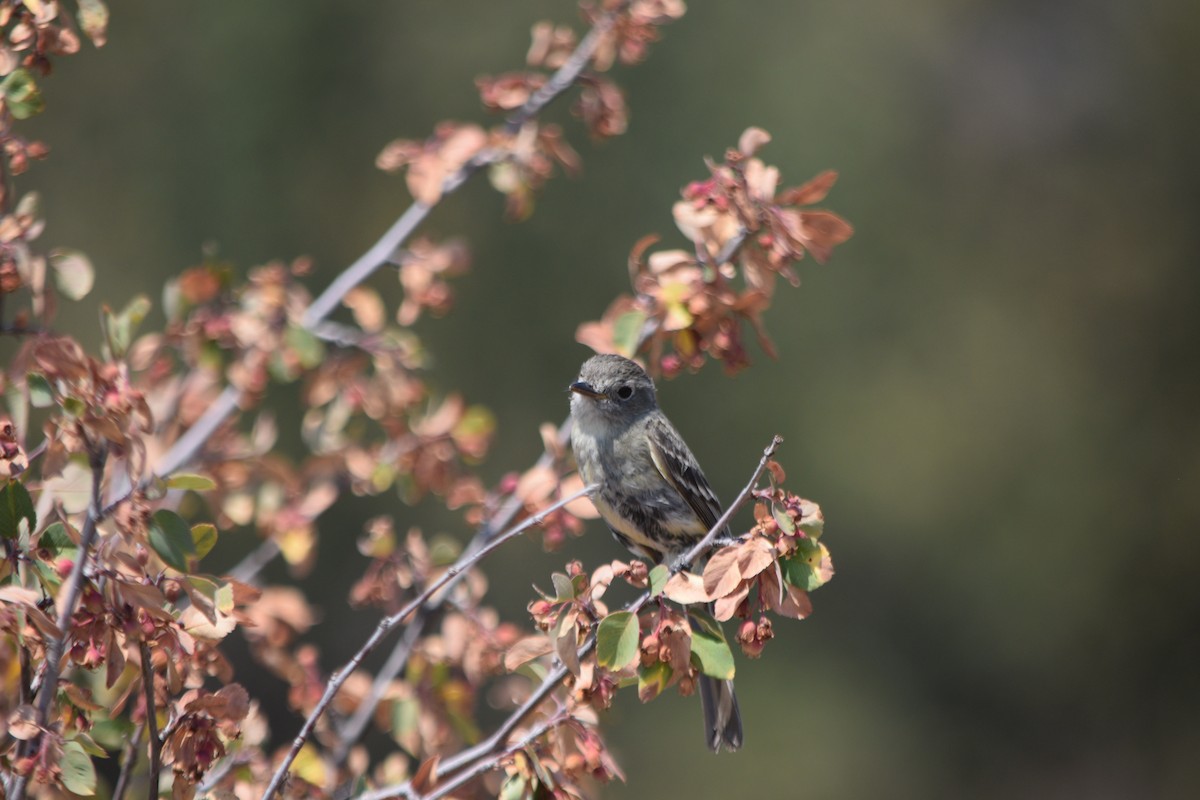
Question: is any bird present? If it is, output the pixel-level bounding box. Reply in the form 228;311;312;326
568;353;742;752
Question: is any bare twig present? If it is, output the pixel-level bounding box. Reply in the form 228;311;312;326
111;720;146;800
331;423;573;760
314;7;631;758
675;434;783;571
362;435;783;800
421;708;572;800
139;642;162;800
176;4;625;592
228;538;282;583
258;483;597;800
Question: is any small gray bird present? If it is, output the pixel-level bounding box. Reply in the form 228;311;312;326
568;353;743;752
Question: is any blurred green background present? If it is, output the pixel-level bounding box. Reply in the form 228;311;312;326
18;1;1200;797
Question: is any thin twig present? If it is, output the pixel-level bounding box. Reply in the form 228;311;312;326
111;720;146;800
139;642;162;800
675;434;783;571
11;450;107;800
228;538;282;583
314;7;629;756
421;709;571;800
258;483;597;800
331;425;573;761
363;435;783;800
160;4;625;593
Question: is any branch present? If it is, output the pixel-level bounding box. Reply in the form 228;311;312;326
363;435;783;800
331;423;573;760
110;720;146;800
421;708;571;800
11;448;107;800
675;434;783;571
138;642;162;800
149;1;626;587
258;483;597;800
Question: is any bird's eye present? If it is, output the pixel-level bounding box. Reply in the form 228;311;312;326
616;385;633;400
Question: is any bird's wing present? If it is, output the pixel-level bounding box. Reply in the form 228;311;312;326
645;415;726;535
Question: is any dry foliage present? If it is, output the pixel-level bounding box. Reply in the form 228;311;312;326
0;2;848;799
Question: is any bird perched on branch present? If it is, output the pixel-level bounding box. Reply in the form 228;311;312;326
568;353;742;752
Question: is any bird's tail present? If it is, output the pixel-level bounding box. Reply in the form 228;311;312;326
698;674;743;752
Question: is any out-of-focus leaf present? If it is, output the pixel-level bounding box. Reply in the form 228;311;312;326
191;523;218;560
596;610;639;670
36;521;77;558
286;326;324;370
148;509;194;571
0;480;36;539
102;295;152;359
166;473;216;491
59;739;97;795
49;250;95;301
76;0;109;47
612;310;647;357
1;69;44;119
26;373;53;408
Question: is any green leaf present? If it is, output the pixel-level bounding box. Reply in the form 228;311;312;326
1;69;45;120
167;473;216;492
214;581;234;614
499;773;529;800
612;310;647;357
596;610;640;671
637;660;673;702
50;250;95;301
191;523;218;560
61;396;86;418
59;739;97;795
550;572;576;602
688;609;736;680
0;481;36;539
26;373;54;408
772;505;796;535
101;295;152;359
148;510;195;572
286;326;324;370
780;538;832;591
36;522;77;558
648;564;669;598
390;697;419;746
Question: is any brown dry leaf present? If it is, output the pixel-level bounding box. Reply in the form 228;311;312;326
514;464;557;505
701;546;743;599
6;704;40;740
712;581;751;622
777;170;839;206
761;568;813;620
736;537;777;580
738;127;772;157
661;571;710;604
504;635;552;672
0;585;61;637
411;755;441;795
559;471;599;519
343;286;385;332
797;211;855;264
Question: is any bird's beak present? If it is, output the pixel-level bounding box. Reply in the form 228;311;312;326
569;380;603;399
